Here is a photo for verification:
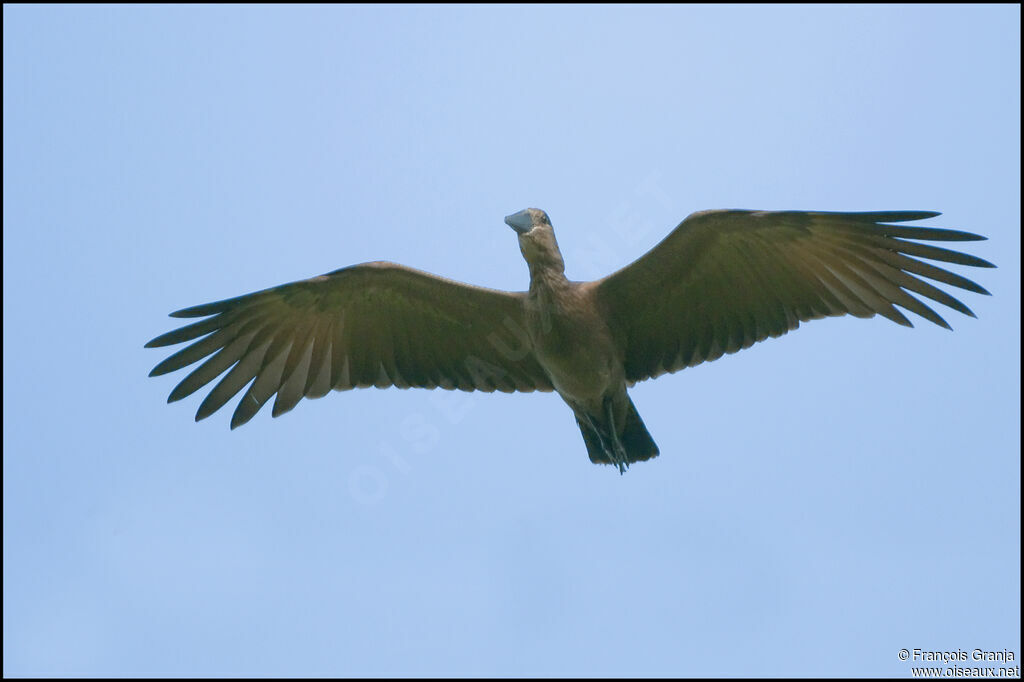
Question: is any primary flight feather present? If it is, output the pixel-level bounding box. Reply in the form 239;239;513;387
147;208;994;472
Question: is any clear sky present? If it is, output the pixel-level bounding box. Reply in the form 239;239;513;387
4;5;1020;677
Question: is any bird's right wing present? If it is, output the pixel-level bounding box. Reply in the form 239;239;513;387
147;261;553;428
594;210;994;384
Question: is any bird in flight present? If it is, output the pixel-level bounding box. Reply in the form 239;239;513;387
147;208;993;473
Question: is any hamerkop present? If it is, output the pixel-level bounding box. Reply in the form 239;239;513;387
147;208;993;473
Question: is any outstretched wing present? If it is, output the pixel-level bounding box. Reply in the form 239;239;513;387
147;261;553;428
595;210;994;384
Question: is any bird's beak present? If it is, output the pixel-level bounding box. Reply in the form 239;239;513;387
505;210;533;235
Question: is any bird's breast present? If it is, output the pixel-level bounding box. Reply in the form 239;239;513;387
524;284;623;403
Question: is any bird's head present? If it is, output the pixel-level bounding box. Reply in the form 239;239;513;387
505;208;564;274
504;208;550;235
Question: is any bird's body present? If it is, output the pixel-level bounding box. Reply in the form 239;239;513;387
510;210;655;470
527;281;614;403
147;207;993;472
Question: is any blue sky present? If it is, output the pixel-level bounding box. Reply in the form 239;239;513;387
3;5;1019;677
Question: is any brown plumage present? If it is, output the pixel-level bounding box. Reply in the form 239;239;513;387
147;208;994;472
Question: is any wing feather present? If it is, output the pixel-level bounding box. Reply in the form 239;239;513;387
230;338;291;429
597;210;993;384
148;262;554;426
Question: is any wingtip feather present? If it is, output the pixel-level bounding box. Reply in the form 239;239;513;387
170;308;203;319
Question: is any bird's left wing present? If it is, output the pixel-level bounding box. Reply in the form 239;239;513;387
147;261;553;428
594;210;995;384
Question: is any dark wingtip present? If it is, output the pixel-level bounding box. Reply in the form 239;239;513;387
170;301;228;318
170;307;205;319
144;330;180;348
168;382;192;403
230;407;252;430
880;210;942;222
145;330;183;348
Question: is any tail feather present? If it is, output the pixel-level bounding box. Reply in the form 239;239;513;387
576;395;659;468
620;397;660;462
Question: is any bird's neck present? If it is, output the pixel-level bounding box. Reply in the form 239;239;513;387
525;257;572;346
527;254;568;295
519;227;568;296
